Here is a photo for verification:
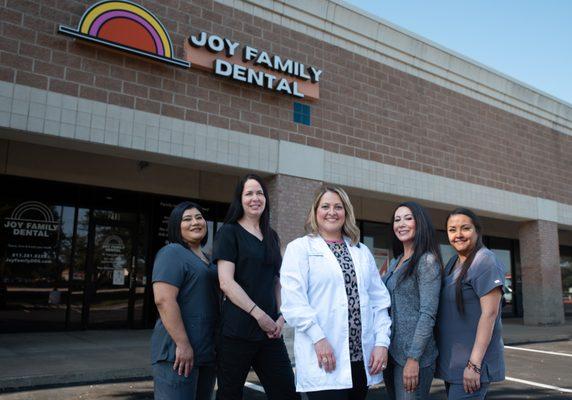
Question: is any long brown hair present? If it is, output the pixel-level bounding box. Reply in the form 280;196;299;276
446;208;483;314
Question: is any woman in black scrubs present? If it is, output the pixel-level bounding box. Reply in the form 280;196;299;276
214;174;298;400
151;201;219;400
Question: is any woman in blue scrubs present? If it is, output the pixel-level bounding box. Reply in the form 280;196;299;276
436;208;505;399
151;202;219;400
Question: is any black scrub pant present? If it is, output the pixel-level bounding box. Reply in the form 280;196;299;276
304;361;368;400
216;335;299;400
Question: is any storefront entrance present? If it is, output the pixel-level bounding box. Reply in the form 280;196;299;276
82;214;138;329
0;175;228;333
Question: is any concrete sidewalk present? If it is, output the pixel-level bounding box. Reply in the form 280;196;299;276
0;318;570;392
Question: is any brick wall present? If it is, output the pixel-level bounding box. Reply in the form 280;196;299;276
266;174;322;249
1;0;571;205
518;220;564;325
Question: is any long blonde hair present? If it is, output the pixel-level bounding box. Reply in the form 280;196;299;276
305;185;360;245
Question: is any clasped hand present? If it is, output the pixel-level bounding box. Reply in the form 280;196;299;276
254;309;284;339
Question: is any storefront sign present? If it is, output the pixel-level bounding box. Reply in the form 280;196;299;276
58;0;189;68
58;1;322;99
2;201;60;264
100;234;127;285
186;32;322;99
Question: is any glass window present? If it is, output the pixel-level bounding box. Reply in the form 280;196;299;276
437;230;456;264
561;245;572;317
486;237;516;317
361;221;392;274
293;102;311;125
68;208;89;328
0;200;75;332
131;213;147;327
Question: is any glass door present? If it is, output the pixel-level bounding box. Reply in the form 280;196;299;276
82;215;137;329
486;237;518;317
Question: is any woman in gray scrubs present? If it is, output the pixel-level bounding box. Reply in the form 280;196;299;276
383;201;442;399
436;208;505;399
151;201;219;400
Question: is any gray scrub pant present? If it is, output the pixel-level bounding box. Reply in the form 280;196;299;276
445;382;489;399
153;361;216;400
384;356;435;400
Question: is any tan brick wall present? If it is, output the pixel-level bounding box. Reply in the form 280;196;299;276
519;220;564;325
266;174;322;250
1;0;571;206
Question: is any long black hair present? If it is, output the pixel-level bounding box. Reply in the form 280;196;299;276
446;207;484;314
391;201;443;280
168;201;209;247
223;174;281;265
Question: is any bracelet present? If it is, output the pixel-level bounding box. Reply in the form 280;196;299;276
466;360;482;375
248;304;257;314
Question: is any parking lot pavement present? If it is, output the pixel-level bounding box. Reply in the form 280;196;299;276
2;341;570;400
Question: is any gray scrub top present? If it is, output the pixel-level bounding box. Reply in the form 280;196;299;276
436;247;505;384
151;243;219;366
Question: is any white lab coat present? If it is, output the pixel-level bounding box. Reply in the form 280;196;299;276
280;235;392;392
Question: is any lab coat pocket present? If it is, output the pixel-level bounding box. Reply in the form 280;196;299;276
359;298;373;345
295;332;326;378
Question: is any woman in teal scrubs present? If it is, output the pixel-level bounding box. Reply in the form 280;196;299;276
436;208;505;399
151;202;219;400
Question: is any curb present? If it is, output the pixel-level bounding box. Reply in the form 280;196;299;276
0;368;151;393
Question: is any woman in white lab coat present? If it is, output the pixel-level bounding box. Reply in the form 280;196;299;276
280;185;392;400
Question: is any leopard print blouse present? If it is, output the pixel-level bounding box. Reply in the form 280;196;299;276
326;240;363;362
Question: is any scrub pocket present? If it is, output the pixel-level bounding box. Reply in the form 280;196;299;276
153;361;198;400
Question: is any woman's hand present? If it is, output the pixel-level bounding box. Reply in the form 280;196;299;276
368;346;388;375
314;338;336;372
173;341;194;377
403;358;419;392
252;307;279;334
268;315;285;339
463;365;481;393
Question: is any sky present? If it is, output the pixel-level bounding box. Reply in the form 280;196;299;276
342;0;572;105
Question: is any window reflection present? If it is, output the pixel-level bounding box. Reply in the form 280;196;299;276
361;222;392;274
561;245;572;317
0;201;75;332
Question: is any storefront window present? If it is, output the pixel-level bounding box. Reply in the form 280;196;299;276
0;200;75;332
360;221;392;274
68;208;89;328
561;245;572;316
487;237;517;317
0;176;231;332
132;214;148;327
437;230;456;264
360;220;520;317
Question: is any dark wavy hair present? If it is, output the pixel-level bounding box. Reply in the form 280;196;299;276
446;207;484;314
168;201;209;247
391;201;443;280
223;174;281;265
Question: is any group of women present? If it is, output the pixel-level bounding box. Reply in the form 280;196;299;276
150;173;506;400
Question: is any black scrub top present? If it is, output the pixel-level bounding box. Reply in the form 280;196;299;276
213;223;280;341
151;243;219;366
436;247;505;383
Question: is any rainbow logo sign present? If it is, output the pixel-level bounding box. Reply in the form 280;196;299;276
59;0;189;68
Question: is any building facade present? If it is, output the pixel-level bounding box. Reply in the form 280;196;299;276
0;0;570;332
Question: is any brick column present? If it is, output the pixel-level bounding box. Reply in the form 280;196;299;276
266;174;322;251
518;220;564;325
